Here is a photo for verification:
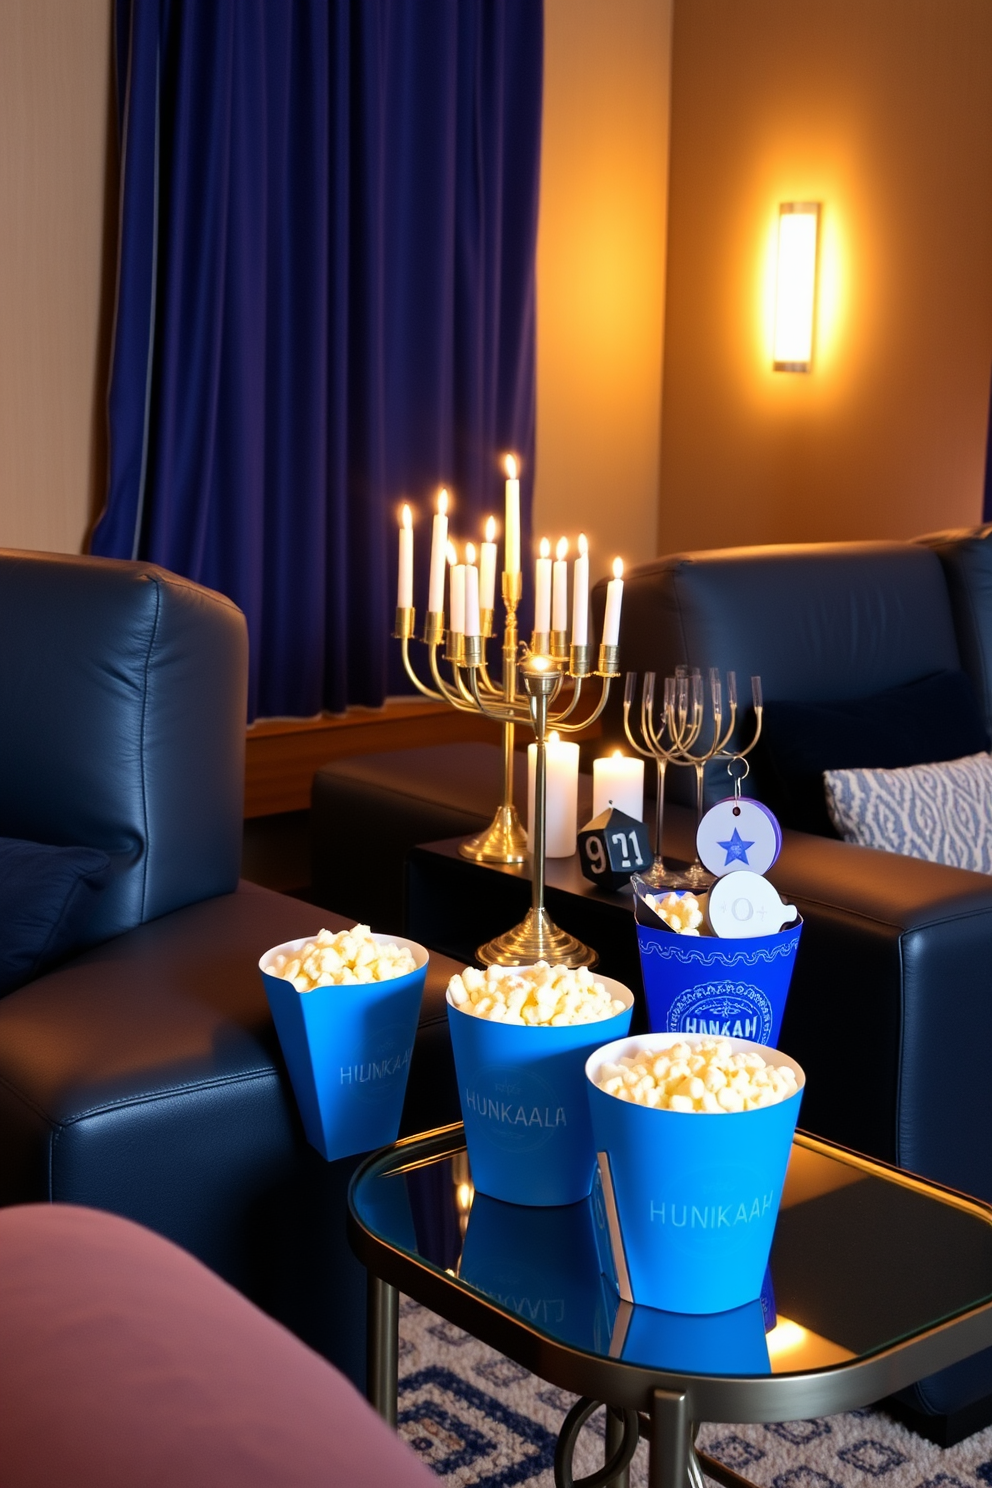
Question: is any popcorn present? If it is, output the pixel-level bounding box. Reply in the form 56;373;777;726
269;927;415;992
594;1038;798;1113
447;961;627;1026
643;891;704;936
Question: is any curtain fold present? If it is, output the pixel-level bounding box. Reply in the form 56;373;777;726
94;0;542;720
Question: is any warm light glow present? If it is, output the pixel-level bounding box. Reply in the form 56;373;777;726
505;455;517;479
485;515;496;543
612;749;623;759
465;542;477;564
438;488;448;515
455;1182;474;1211
612;557;624;579
401;504;411;529
578;533;588;557
765;1319;810;1359
556;537;568;561
446;541;457;566
773;202;820;371
549;731;560;745
540;537;551;559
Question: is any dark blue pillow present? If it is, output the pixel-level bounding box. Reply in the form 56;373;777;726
751;670;990;837
0;838;111;995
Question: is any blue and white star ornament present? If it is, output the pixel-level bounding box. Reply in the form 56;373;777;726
707;870;798;939
696;795;782;879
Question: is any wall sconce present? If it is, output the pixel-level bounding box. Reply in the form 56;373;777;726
773;202;820;372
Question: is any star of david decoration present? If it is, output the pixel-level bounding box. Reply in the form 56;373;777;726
716;827;755;866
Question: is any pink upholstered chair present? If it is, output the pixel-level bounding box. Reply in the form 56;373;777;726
0;1204;437;1488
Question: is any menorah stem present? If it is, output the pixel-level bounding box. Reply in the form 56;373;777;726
530;690;550;921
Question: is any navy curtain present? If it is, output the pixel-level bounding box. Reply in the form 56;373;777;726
93;0;542;720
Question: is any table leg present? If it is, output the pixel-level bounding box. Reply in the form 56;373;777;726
649;1389;693;1488
367;1275;398;1427
605;1405;631;1488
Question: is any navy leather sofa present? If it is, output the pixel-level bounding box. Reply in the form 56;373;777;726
0;550;460;1392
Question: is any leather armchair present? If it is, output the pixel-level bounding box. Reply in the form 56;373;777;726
0;551;460;1392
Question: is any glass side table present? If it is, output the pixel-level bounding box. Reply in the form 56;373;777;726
348;1124;992;1488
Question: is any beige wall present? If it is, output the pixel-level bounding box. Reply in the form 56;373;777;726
0;0;115;554
659;0;992;552
534;0;673;584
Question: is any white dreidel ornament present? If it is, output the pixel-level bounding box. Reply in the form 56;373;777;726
696;759;798;939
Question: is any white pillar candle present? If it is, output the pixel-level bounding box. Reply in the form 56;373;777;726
504;456;520;575
572;532;589;645
449;547;465;634
464;543;481;636
534;538;552;633
480;516;497;610
552;538;569;631
397;504;413;609
527;731;580;857
428;489;449;614
593;750;645;821
602;557;624;646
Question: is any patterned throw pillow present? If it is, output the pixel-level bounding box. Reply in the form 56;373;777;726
823;752;992;872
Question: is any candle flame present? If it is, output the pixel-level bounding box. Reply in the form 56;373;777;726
465;542;477;564
556;537;568;562
401;503;411;529
549;731;560;745
447;541;457;566
612;557;624;580
539;537;551;559
485;515;496;543
505;455;517;480
578;533;588;557
438;488;448;516
612;749;623;759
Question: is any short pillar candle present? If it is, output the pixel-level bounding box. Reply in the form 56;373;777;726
593;751;645;821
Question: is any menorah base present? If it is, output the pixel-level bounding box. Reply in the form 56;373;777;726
666;859;717;893
476;908;599;970
459;803;528;865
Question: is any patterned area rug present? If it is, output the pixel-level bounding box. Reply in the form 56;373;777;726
397;1297;992;1488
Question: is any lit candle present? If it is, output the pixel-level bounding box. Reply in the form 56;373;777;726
534;538;552;633
504;456;520;575
464;542;481;637
572;533;589;645
448;543;465;634
428;489;449;614
593;750;645;820
552;537;569;632
602;557;624;646
527;731;580;857
480;516;497;610
397;504;413;610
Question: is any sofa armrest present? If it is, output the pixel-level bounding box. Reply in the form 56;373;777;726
771;827;992;1199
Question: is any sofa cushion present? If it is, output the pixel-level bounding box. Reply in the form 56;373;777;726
0;838;111;996
824;752;992;872
0;1203;439;1488
754;670;989;836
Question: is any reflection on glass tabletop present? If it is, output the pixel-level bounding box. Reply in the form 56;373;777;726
351;1127;992;1380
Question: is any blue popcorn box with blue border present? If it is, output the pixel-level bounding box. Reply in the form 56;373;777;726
260;931;428;1162
636;907;802;1048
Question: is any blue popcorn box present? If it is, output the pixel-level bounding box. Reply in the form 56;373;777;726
586;1032;804;1314
637;914;802;1048
447;974;634;1207
260;932;428;1162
